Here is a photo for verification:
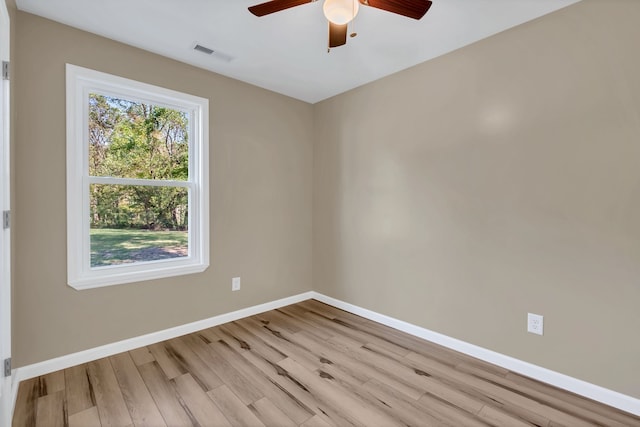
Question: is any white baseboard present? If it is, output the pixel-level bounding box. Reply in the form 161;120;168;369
310;292;640;417
10;289;640;418
11;291;314;388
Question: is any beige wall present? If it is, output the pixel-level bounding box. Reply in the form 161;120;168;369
313;0;640;399
11;0;640;402
13;12;313;366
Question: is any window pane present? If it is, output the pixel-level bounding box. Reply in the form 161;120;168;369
88;93;189;180
90;184;188;267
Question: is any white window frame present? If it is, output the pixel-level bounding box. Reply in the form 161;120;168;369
66;64;209;290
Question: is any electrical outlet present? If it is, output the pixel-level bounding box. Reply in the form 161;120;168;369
232;277;241;291
527;313;543;335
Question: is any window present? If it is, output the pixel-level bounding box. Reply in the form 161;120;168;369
66;64;209;289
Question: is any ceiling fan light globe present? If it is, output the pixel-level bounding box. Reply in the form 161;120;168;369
323;0;359;25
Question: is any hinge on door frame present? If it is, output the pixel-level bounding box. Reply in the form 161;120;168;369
2;210;8;230
1;61;8;80
3;358;9;377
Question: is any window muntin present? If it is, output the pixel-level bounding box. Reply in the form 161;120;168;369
67;64;209;289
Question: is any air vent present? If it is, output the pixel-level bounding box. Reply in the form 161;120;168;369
194;44;215;55
193;43;234;63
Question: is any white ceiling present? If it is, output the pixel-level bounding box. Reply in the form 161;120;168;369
16;0;581;103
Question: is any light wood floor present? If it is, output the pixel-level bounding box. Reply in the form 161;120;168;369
13;300;640;426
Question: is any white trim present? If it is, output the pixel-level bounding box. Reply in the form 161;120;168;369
88;176;191;188
12;292;314;383
65;64;209;290
310;292;640;417
10;291;640;418
71;262;210;290
0;0;10;425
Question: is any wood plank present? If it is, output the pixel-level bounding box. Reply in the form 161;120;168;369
292;331;370;384
314;360;445;426
363;342;488;414
419;374;487;415
128;347;155;366
209;336;314;424
137;361;197;427
468;366;629;427
408;356;551;426
294;304;411;357
68;406;101;427
477;405;541;427
455;358;511;378
64;364;95;416
277;305;336;340
364;349;501;416
237;316;324;372
236;347;349;426
324;335;425;400
109;352;167;427
197;326;224;343
168;335;224;391
217;321;288;363
40;370;66;395
248;397;299;427
254;309;302;334
225;324;368;425
364;374;490;427
214;324;251;354
301;415;334;427
86;357;134;427
417;390;493;426
279;357;406;427
301;303;420;357
35;391;66;427
361;378;454;427
327;333;366;351
181;332;263;405
305;300;489;370
208;384;266;427
147;342;187;380
406;351;595;426
12;378;40;427
304;301;446;347
173;373;232;427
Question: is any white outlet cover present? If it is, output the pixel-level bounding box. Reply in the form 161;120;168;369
232;277;241;291
527;313;544;335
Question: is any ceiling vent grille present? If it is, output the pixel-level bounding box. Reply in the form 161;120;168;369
194;44;215;55
193;43;234;62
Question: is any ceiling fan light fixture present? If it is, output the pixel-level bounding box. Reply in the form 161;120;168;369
323;0;359;25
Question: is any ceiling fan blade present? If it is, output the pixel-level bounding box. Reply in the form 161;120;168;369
360;0;432;20
248;0;313;17
328;22;348;48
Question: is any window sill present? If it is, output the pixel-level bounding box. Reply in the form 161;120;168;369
68;261;209;290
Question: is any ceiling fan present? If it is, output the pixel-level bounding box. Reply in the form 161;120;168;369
248;0;433;50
